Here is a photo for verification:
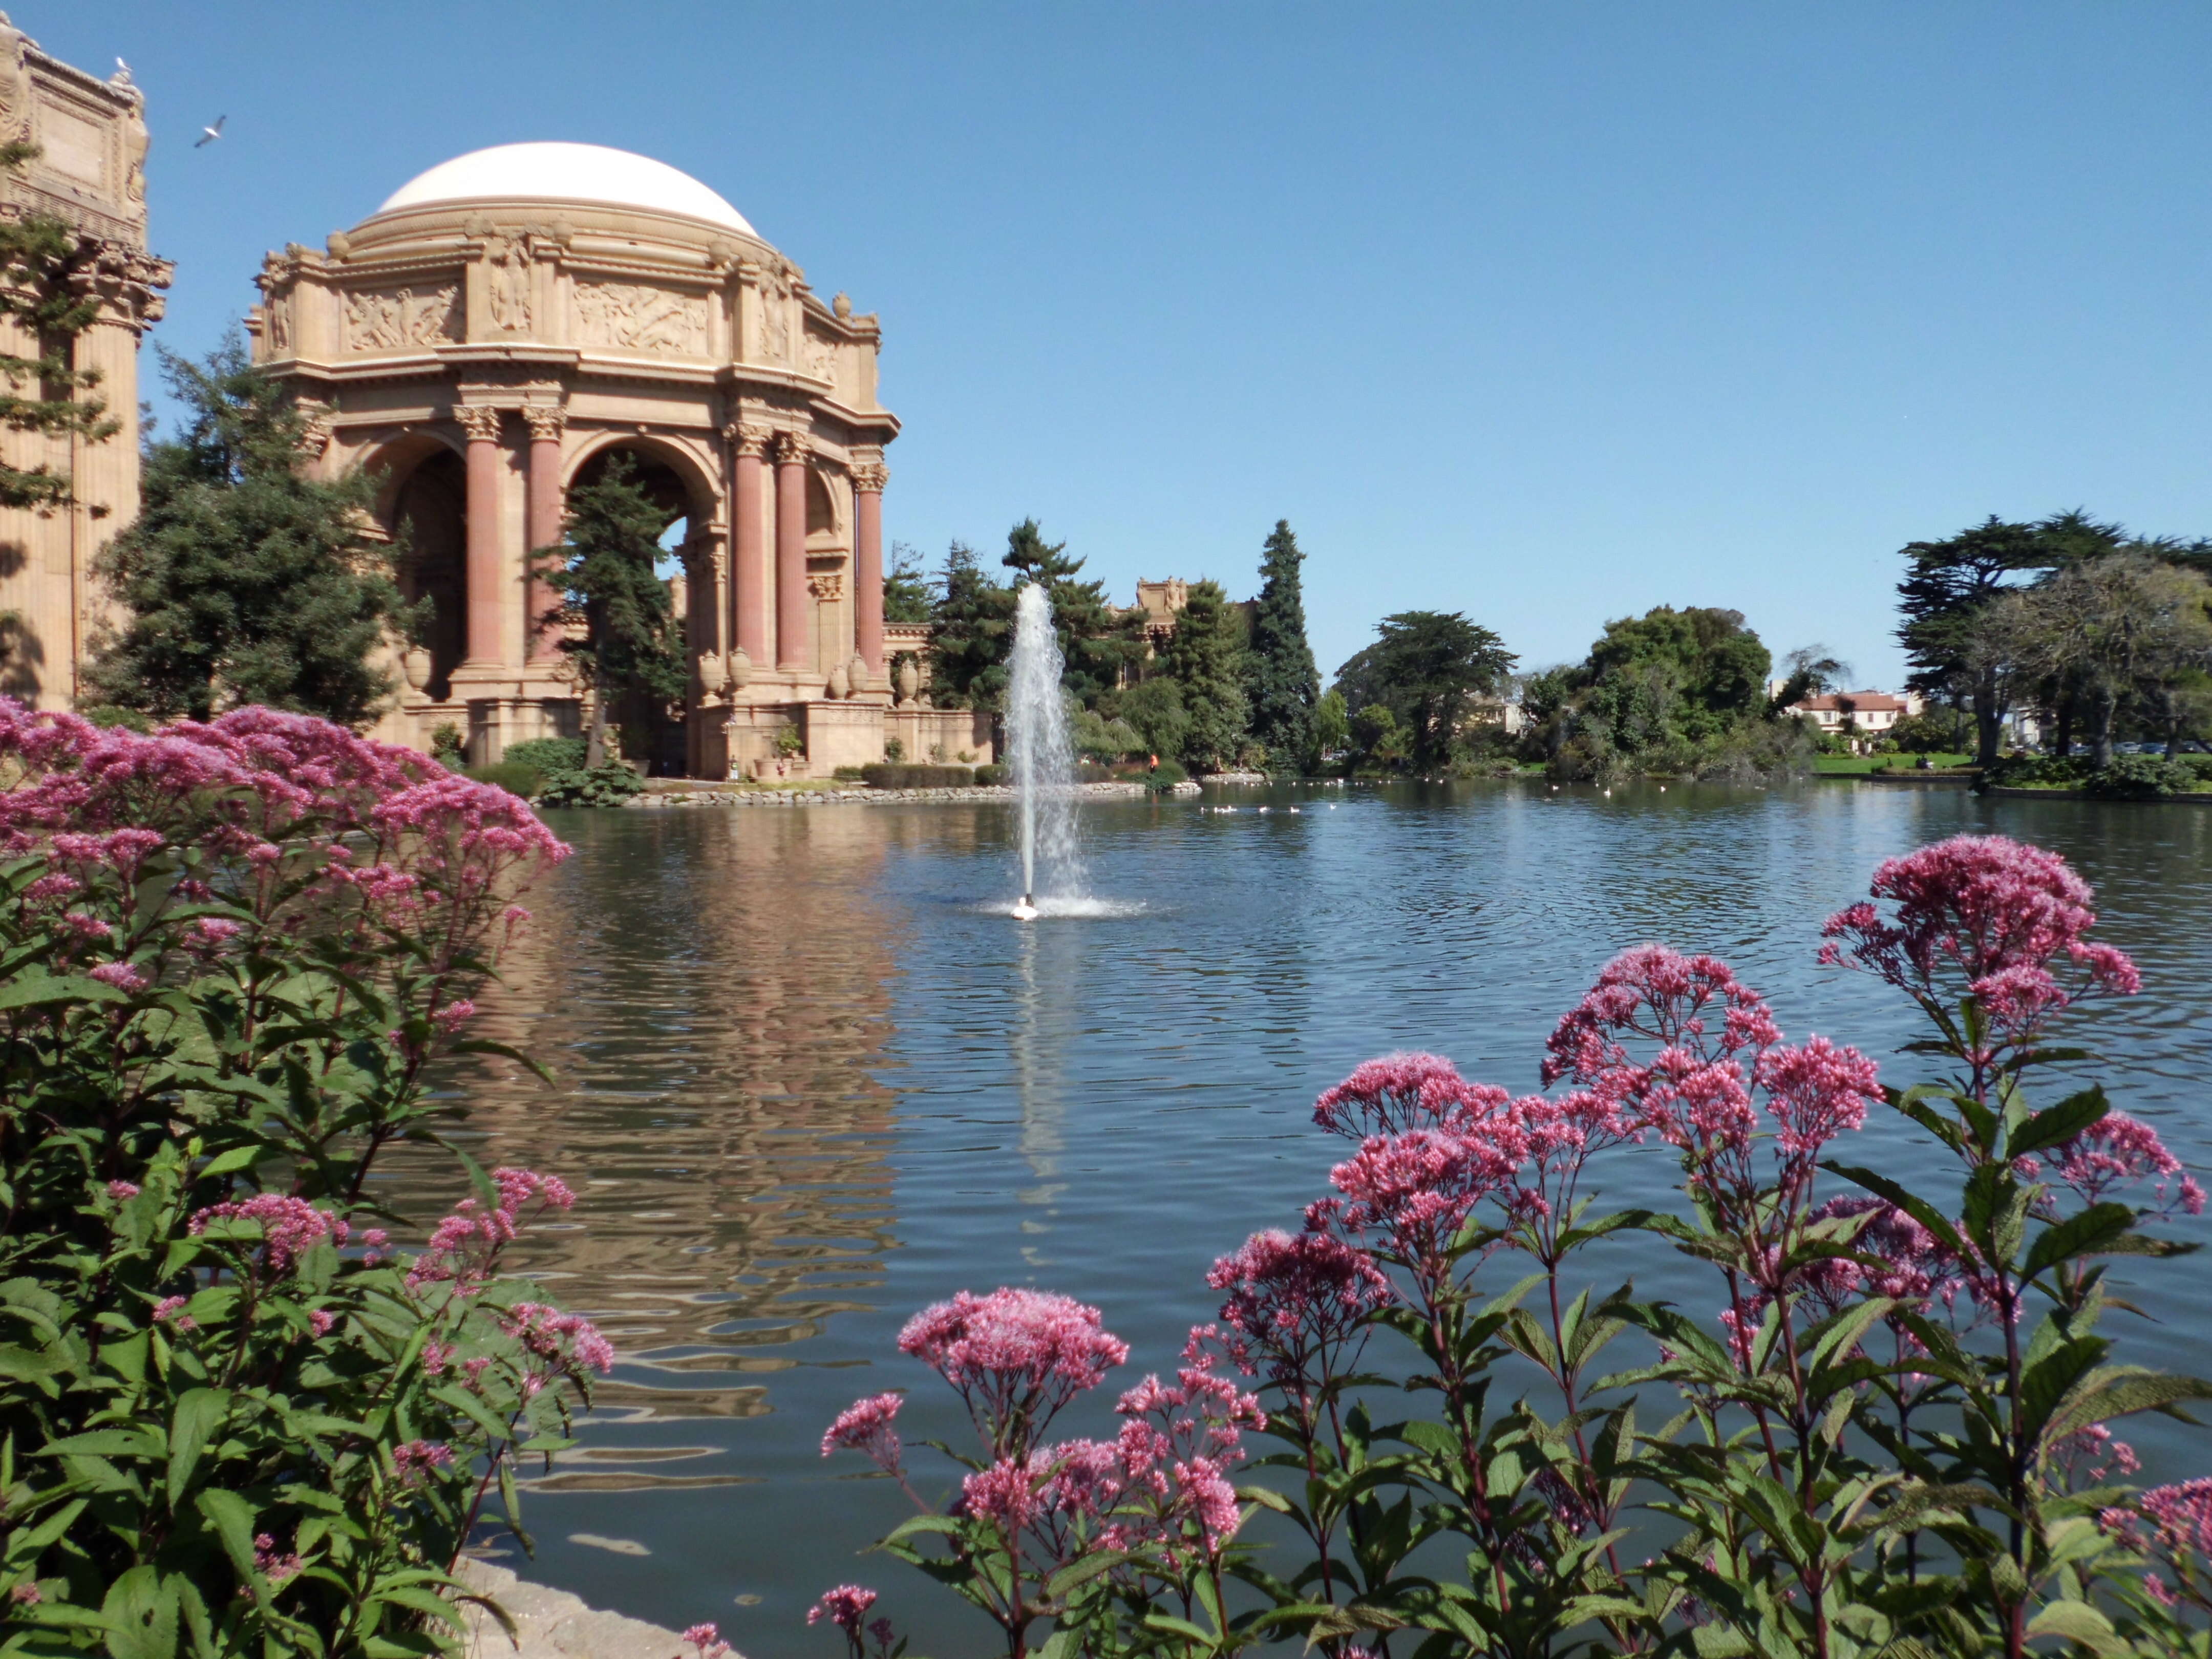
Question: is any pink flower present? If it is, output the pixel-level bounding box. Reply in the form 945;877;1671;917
821;1391;903;1472
432;998;476;1035
500;1301;616;1375
682;1623;731;1659
1207;1227;1392;1386
308;1309;335;1336
897;1287;1128;1453
188;1194;345;1274
391;1440;453;1484
11;1583;41;1605
959;1456;1045;1532
252;1532;303;1586
153;1294;196;1331
106;1180;140;1200
87;961;149;994
807;1586;879;1640
1313;1052;1506;1139
2101;1478;2212;1609
1324;1122;1528;1266
1754;1036;1881;1160
61;911;113;941
2048;1111;2205;1218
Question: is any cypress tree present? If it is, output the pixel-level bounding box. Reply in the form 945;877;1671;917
0;142;115;512
1246;519;1320;771
1161;579;1250;772
89;336;416;727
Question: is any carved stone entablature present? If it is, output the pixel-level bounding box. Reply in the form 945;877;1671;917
773;429;811;467
574;280;707;354
344;283;460;350
806;572;844;601
454;405;504;443
521;405;568;443
850;462;888;494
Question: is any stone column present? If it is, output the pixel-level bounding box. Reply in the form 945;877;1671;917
456;405;507;668
522;406;567;661
774;429;810;673
852;460;887;680
730;422;771;675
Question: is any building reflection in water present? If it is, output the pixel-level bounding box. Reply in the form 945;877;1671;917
372;807;907;1493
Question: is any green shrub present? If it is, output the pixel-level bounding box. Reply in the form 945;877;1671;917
502;736;586;775
534;762;645;808
973;763;1008;785
1983;754;2090;789
465;761;543;797
860;763;975;789
1143;758;1188;793
832;765;866;782
2083;754;2194;799
428;721;466;770
883;736;906;763
2175;752;2212;784
76;704;154;733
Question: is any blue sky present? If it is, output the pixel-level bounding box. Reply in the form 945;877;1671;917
46;2;2212;686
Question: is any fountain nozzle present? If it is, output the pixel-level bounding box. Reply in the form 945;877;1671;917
1011;894;1039;922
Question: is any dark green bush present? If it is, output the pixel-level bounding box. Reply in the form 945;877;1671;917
1143;758;1188;793
1983;754;2089;789
76;704;154;733
2176;752;2212;784
860;763;974;789
534;762;645;808
973;763;1008;785
502;736;587;775
465;761;543;798
2083;754;2195;799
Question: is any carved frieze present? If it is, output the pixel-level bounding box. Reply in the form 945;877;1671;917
754;267;791;363
803;332;836;384
343;283;460;350
573;281;707;354
806;572;844;601
485;234;531;333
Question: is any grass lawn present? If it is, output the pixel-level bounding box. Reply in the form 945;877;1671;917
1813;753;1974;775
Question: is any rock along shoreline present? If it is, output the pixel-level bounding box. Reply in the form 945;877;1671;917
455;1559;722;1659
624;779;1203;808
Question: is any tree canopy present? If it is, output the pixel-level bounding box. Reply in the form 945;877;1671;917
925;540;1012;710
0;142;115;514
1334;610;1517;772
89;337;414;728
1159;579;1249;771
883;540;931;624
1000;519;1135;706
1246;520;1320;772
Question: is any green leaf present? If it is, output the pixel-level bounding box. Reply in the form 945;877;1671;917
2024;1599;2124;1655
100;1566;179;1659
2005;1087;2110;1161
0;973;125;1011
165;1388;227;1508
2022;1203;2135;1281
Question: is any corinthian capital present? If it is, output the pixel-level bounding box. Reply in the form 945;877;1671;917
455;406;504;442
773;429;812;466
850;462;888;494
726;421;774;458
521;405;568;443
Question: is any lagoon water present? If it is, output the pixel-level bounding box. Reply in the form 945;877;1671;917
387;781;2212;1655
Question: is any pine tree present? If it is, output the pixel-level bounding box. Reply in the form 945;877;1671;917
999;518;1137;705
1246;519;1320;772
926;540;1013;709
0;142;116;512
882;540;931;623
1161;579;1250;772
537;453;687;766
89;337;415;727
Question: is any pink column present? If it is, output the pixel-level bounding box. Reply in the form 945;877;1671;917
853;460;887;679
774;430;810;672
457;406;506;667
523;406;567;661
731;423;771;668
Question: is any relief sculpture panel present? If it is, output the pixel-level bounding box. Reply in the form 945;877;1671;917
343;284;460;350
573;281;708;354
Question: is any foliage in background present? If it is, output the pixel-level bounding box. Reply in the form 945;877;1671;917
0;142;118;515
1158;581;1250;774
530;454;686;769
0;702;600;1659
818;835;2212;1659
925;541;1013;712
1334;610;1517;773
883;542;933;625
999;520;1141;709
89;337;419;730
531;762;645;810
1245;522;1321;774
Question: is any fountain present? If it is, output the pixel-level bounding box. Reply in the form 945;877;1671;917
1006;582;1083;919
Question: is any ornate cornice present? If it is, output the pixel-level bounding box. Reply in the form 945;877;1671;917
773;429;811;467
850;461;888;494
62;237;172;331
520;405;568;443
806;572;844;601
726;420;774;458
454;405;504;442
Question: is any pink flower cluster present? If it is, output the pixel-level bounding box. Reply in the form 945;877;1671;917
2047;1110;2205;1218
1206;1227;1392;1387
252;1532;303;1587
2102;1479;2212;1610
188;1194;346;1276
406;1166;576;1294
1820;834;2139;1054
683;1623;733;1659
391;1439;453;1484
898;1287;1129;1453
821;1391;904;1472
500;1301;617;1382
807;1587;892;1654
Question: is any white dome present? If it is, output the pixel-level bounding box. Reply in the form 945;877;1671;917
375;142;755;235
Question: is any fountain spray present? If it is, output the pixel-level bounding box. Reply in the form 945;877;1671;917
1005;583;1082;919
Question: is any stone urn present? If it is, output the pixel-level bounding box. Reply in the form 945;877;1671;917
847;654;869;696
724;646;752;694
896;656;919;706
826;661;850;700
401;646;432;693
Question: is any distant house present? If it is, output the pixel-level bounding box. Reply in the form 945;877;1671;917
1772;686;1924;753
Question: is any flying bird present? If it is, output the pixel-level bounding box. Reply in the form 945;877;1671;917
195;116;226;148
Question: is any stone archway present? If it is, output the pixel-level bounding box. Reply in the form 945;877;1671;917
388;449;467;702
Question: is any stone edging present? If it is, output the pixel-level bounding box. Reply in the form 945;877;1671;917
454;1559;719;1659
1984;786;2212;802
624;780;1201;808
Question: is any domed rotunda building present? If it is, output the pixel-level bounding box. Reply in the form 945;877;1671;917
250;142;984;775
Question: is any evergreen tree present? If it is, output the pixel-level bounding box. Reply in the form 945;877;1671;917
1246;519;1320;771
89;336;415;727
1333;611;1517;772
0;142;116;512
1161;579;1249;772
999;518;1137;705
926;540;1013;709
1895;517;2050;765
535;453;687;767
883;540;931;623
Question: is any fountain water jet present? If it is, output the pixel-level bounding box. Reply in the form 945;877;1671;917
1006;582;1083;918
